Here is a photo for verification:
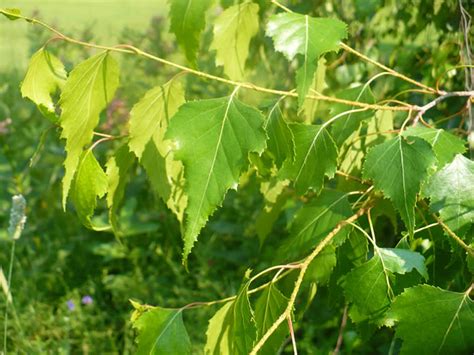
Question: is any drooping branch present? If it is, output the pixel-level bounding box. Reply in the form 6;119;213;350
0;8;418;112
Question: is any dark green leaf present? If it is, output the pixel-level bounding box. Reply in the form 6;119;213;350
280;123;338;195
106;145;135;237
264;102;295;168
343;255;391;323
71;150;108;229
362;135;436;236
278;189;352;261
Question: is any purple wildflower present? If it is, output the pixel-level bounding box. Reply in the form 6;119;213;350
66;300;75;311
81;295;93;305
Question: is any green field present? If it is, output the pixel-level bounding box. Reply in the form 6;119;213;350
0;0;167;70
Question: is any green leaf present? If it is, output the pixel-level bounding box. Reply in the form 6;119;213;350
210;2;259;81
132;306;191;355
0;8;21;20
264;102;295;168
256;178;289;246
254;283;288;354
330;85;375;147
141;140;187;223
106;145;135;237
129;78;187;223
424;154;474;235
21;48;66;121
388;285;474;355
378;248;428;279
339;110;394;175
165;92;266;262
204;279;256;354
362;135;436;236
205;302;233;355
306;245;337;284
280;123;338;195
71;150;108;228
278;189;352;261
129;78;185;159
343;254;391;322
402;126;465;167
301;57;327;123
266;13;347;107
59;52;119;208
169;0;213;66
233;280;257;354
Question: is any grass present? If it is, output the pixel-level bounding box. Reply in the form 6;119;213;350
0;0;167;71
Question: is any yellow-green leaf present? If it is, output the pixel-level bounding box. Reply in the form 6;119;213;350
21;48;66;121
59;52;119;208
210;2;259;81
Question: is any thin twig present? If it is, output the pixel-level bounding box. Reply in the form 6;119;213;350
287;316;298;355
339;42;440;94
433;214;474;257
333;305;348;354
412;90;474;126
271;0;293;13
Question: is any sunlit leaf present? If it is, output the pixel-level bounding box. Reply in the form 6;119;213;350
403;126;465;167
424;154;474;235
266;12;347;106
204;279;256;354
378;248;428;280
211;2;259;81
165;93;266;262
59;52;119;208
21;48;66;121
128;78;187;222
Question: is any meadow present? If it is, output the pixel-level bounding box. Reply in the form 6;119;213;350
0;0;166;70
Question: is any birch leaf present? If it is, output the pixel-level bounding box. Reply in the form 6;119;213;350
59;52;119;208
165;93;266;262
211;2;259;81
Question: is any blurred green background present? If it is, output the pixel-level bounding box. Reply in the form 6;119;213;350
0;0;166;70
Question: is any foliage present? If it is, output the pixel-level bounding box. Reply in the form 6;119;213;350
1;0;473;353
